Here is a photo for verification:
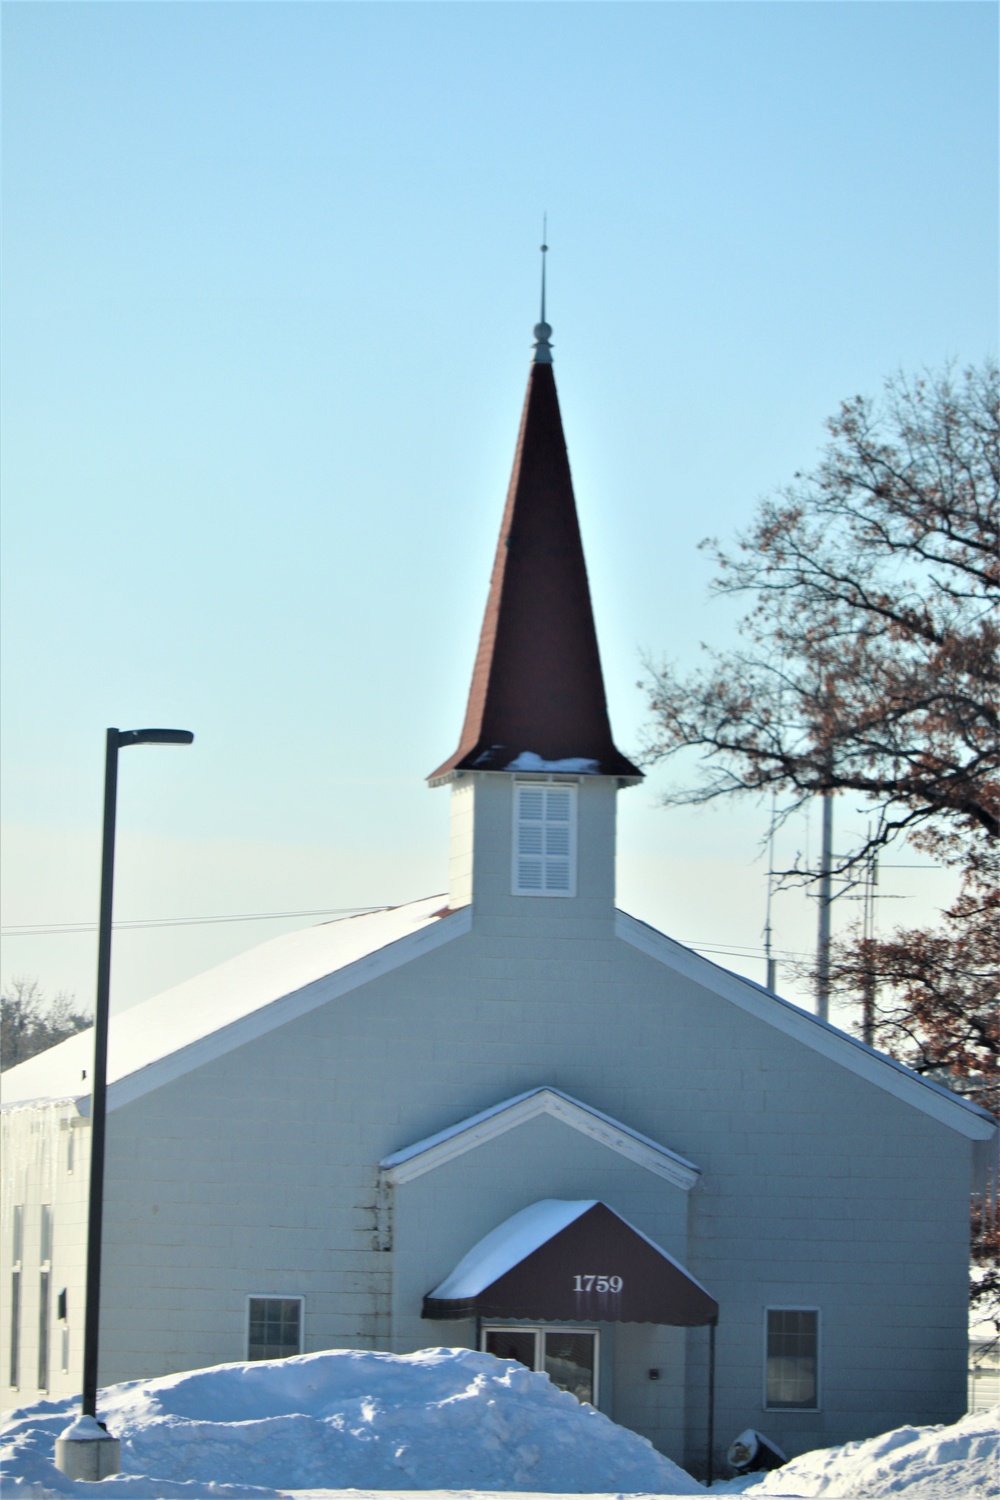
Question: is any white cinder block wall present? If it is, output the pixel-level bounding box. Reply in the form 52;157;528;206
1;1104;89;1406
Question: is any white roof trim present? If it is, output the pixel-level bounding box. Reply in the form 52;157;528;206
379;1086;701;1189
615;909;996;1142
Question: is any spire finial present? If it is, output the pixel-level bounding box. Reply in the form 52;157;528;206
533;214;553;364
540;213;548;324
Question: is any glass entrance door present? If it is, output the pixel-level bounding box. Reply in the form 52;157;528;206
483;1326;598;1405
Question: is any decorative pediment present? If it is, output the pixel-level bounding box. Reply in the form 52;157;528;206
379;1087;699;1190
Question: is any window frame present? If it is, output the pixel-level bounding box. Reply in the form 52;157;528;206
38;1270;51;1392
9;1207;23;1390
40;1204;53;1267
8;1272;21;1389
481;1323;600;1406
511;779;578;899
245;1294;304;1362
762;1306;821;1412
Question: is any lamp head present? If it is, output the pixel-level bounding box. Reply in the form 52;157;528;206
115;729;195;748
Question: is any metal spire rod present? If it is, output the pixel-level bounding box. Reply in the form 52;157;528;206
532;216;553;364
540;213;548;325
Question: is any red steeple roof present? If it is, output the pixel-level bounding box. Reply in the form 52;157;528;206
428;350;642;785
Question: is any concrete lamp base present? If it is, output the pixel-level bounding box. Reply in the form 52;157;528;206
54;1415;121;1480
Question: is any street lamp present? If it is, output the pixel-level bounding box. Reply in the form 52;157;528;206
55;728;194;1482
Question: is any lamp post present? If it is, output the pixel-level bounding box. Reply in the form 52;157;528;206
55;728;193;1482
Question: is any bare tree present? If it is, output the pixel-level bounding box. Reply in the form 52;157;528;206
643;361;998;873
642;359;998;1082
1;977;91;1070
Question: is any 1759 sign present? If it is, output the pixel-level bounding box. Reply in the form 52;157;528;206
573;1274;623;1293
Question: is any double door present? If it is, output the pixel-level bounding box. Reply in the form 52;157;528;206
482;1325;598;1405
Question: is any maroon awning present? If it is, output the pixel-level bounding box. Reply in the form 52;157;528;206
423;1200;718;1327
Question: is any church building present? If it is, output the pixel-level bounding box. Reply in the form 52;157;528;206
2;305;995;1479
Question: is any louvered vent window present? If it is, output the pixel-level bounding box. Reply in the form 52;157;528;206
513;782;577;897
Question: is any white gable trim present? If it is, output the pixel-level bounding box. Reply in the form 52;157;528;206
101;906;473;1113
379;1086;701;1189
615;909;995;1142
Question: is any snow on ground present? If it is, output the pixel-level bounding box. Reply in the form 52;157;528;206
2;1347;995;1500
714;1403;999;1498
0;1347;701;1497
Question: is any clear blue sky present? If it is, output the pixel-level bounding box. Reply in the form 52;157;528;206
2;2;996;1019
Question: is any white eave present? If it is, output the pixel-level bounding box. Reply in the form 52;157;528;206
380;1086;701;1189
615;908;996;1142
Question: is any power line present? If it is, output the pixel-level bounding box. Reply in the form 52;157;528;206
1;907;814;964
1;906;389;938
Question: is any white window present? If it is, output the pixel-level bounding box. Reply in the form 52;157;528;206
512;782;577;897
764;1307;820;1410
482;1326;598;1405
246;1296;303;1361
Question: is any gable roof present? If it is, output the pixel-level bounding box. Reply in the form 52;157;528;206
0;897;469;1113
379;1086;701;1189
428;355;641;785
615;908;997;1142
3;893;991;1147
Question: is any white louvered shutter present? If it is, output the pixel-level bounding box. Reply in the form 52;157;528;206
514;784;576;896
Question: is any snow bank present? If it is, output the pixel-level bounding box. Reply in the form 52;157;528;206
0;1346;703;1496
729;1403;999;1498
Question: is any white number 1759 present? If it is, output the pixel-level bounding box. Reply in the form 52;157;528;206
573;1274;623;1293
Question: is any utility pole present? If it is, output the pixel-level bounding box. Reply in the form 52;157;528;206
861;837;878;1046
764;798;777;992
816;789;833;1022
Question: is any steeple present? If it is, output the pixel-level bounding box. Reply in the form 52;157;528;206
428;292;641;786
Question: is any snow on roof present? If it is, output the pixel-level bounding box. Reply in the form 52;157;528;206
1;897;468;1112
428;1200;596;1300
503;752;600;773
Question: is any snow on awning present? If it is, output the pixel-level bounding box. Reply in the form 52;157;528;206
423;1200;718;1327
